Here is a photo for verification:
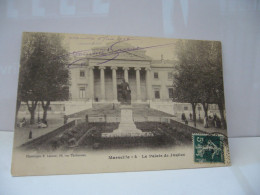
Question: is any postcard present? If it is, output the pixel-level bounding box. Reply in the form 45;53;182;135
11;32;230;176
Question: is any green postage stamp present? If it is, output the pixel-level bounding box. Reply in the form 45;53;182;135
193;134;224;163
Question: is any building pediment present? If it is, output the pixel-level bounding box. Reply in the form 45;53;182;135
88;58;151;68
89;40;152;61
68;40;177;69
69;40;152;67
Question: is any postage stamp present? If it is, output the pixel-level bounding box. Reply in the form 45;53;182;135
193;134;224;163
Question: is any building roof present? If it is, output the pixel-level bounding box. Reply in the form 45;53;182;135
68;41;177;68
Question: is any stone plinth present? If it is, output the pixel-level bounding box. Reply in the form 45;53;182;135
102;105;153;137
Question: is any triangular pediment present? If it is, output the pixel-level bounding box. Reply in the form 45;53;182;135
68;39;152;66
89;41;152;61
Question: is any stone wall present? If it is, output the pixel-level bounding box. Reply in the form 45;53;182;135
169;119;204;134
65;101;92;115
150;101;175;115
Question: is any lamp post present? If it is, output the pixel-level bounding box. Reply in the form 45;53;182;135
27;90;33;124
198;106;201;120
37;102;40;123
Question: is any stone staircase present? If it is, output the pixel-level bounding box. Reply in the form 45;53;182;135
68;103;173;119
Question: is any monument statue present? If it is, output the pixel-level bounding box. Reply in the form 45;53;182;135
102;79;153;138
120;79;131;105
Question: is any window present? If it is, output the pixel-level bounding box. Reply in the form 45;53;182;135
80;70;85;77
154;72;159;79
79;87;86;98
198;106;202;111
154;89;160;99
184;106;188;111
168;88;173;98
210;104;218;110
168;72;173;80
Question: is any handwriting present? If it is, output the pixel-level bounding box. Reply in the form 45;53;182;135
66;39;174;68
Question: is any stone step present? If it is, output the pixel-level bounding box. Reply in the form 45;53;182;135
69;103;173;119
131;103;149;108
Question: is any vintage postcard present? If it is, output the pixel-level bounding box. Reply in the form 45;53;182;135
11;32;230;176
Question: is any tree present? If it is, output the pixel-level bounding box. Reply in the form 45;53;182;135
172;40;207;127
17;32;69;124
173;40;226;128
207;42;226;129
18;33;41;124
173;63;201;127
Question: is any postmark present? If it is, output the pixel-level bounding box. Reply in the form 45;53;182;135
193;134;224;163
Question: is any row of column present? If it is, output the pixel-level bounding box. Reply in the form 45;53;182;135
88;66;152;102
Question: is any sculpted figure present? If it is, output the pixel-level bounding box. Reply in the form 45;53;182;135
120;79;131;105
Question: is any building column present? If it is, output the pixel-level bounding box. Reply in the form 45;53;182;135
123;67;129;82
111;66;118;102
135;67;141;102
88;66;94;101
145;67;152;101
99;66;106;102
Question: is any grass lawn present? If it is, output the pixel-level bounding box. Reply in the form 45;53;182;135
24;121;202;151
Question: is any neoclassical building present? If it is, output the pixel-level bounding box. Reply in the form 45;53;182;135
66;42;222;117
69;45;175;105
18;43;221;118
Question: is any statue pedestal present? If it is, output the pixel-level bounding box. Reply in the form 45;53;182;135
102;105;153;137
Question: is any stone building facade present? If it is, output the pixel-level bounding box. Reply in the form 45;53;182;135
66;43;223;117
69;55;175;104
